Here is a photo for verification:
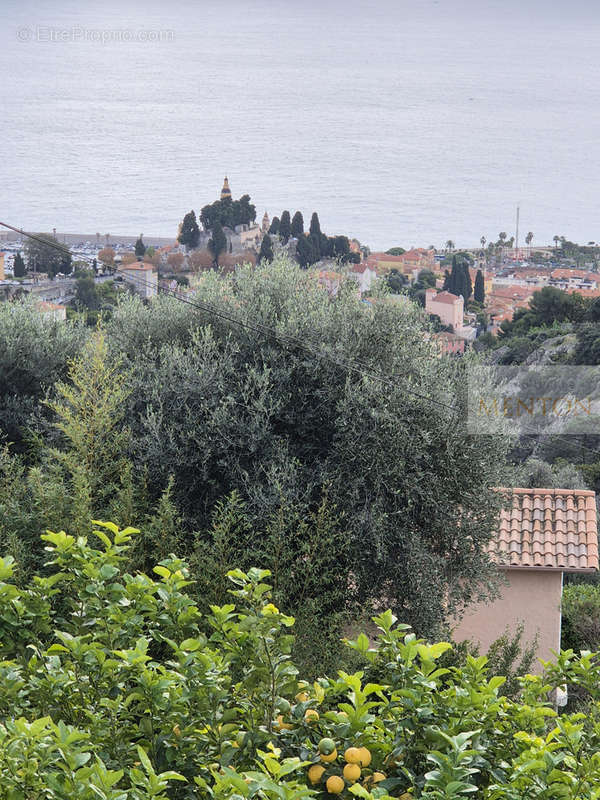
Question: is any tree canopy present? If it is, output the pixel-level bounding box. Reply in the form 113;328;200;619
200;194;256;232
0;257;510;643
178;210;201;248
258;234;274;264
208;222;227;266
1;533;600;798
24;233;72;277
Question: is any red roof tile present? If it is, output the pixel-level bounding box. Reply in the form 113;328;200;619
492;488;598;572
427;290;461;305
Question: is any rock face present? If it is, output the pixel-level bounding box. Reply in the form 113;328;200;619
487;345;510;365
523;334;577;365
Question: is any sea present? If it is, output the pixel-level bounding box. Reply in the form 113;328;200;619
1;0;600;251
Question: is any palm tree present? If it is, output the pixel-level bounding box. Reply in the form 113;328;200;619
498;232;507;244
445;239;455;253
525;231;534;247
553;235;560;250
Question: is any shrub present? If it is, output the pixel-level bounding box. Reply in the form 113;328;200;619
3;523;600;797
562;583;600;651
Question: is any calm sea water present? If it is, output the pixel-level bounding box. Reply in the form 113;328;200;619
1;0;599;250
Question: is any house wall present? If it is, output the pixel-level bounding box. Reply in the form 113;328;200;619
452;568;563;671
425;292;463;330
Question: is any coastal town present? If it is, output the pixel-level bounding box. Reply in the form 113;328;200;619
1;179;598;359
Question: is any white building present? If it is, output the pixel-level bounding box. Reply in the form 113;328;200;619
350;262;378;294
118;262;158;299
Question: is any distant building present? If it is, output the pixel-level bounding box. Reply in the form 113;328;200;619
425;289;464;331
118;261;158;299
367;249;436;277
318;270;343;296
36;301;66;321
350;262;378;294
220;176;232;201
0;252;4;281
435;331;465;355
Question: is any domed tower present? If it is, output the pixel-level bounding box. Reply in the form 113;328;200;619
220;176;232;201
262;211;270;233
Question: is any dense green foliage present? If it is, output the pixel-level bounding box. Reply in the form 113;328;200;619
2;529;600;799
0;260;511;666
292;211;304;239
473;270;485;304
135;236;146;257
24;233;72;277
562;584;600;652
208;223;228;266
444;257;471;301
0;300;88;451
12;251;26;277
178;211;201;248
258;234;274;264
279;212;292;244
200;194;256;232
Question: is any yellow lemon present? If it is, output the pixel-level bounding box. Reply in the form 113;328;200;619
343;763;361;783
305;709;319;723
372;772;386;783
275;715;293;731
295;691;310;702
326;775;345;794
344;747;362;764
308;765;326;784
357;747;372;767
320;749;338;763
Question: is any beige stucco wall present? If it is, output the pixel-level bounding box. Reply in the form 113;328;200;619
452;568;563;671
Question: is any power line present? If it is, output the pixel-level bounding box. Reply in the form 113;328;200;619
5;221;600;464
0;220;458;414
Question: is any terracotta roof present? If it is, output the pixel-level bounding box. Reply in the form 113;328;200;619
367;253;406;263
551;268;599;281
427;290;461;305
489;285;534;301
493;488;598;572
37;301;66;311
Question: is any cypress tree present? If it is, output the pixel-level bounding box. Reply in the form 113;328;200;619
309;234;321;262
461;262;472;301
279;211;291;244
291;211;304;239
134;235;146;257
13;252;26;277
258;234;274;265
269;216;280;235
448;256;460;295
208;222;227;267
178;210;200;248
295;235;314;268
474;269;485;304
309;212;322;238
442;269;450;291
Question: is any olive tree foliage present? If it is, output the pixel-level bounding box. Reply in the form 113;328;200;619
0;299;88;450
105;255;510;636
